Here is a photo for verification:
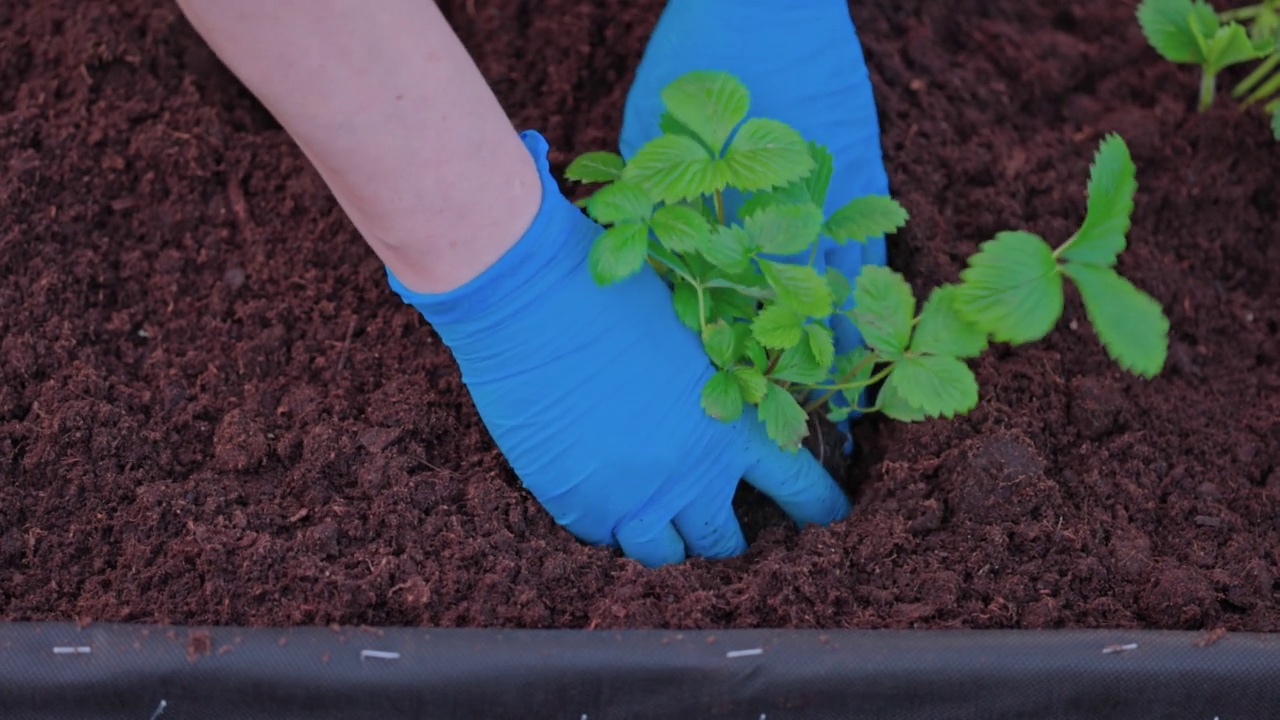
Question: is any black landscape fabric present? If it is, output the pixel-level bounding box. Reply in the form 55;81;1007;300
1;623;1278;719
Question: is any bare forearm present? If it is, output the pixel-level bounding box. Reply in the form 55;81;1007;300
176;0;541;292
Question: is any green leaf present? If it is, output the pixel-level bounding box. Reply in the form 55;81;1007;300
739;161;823;219
759;383;809;450
702;320;740;369
890;355;979;419
708;286;760;322
1136;0;1209;63
743;337;769;369
751;303;806;349
805;323;836;372
850;265;916;358
585;181;653;225
826;268;853;309
772;340;830;385
731;366;769;405
660;70;751;155
1250;29;1277;54
738;190;781;219
647;241;691;283
744;203;825;256
565;151;625;183
623;134;724;204
672;280;702;331
701;371;745;422
650;204;711;254
834;347;875;385
758;259;834;318
731;321;754;354
727;267;773;292
720;118;814;193
747;142;834;216
1062;134;1136;267
803;141;835;208
827;402;854;424
659;110;703;143
1062;263;1169;379
955;231;1064;345
876;370;929;422
588;222;650;285
825;196;911;244
911;284;989;358
701;225;753;273
1204;21;1268;72
1188;1;1220;39
1252;8;1280;44
1251;7;1280;43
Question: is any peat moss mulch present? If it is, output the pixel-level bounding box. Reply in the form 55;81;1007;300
1;0;1276;631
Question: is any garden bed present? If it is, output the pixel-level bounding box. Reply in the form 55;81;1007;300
1;0;1276;632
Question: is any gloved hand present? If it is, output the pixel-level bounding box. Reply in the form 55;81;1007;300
387;131;849;568
620;0;891;442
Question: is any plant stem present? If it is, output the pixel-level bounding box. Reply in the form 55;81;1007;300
646;246;695;286
1199;70;1217;112
764;350;781;376
1219;4;1264;22
696;284;708;334
714;189;725;226
1053;233;1077;260
801;354;883;412
804;365;893;394
702;278;774;300
1241;62;1280;106
1234;52;1280;99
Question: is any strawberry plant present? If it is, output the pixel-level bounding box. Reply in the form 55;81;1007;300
565;71;1169;450
1138;0;1280;136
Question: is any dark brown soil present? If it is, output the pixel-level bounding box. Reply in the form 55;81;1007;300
2;0;1277;631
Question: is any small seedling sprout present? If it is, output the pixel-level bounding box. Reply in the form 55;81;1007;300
1138;0;1280;135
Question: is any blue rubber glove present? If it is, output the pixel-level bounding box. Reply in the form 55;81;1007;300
387;132;849;568
621;0;891;444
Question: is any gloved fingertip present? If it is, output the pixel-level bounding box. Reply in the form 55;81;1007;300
616;517;686;568
744;448;851;528
673;500;748;561
835;417;855;457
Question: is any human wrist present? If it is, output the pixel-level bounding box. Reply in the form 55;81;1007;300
385;131;599;349
355;125;541;295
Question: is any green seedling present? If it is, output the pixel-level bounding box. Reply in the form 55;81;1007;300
566;70;1169;450
1138;0;1280;132
953;136;1169;379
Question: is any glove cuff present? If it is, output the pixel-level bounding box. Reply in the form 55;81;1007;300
385;130;599;348
656;0;853;34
